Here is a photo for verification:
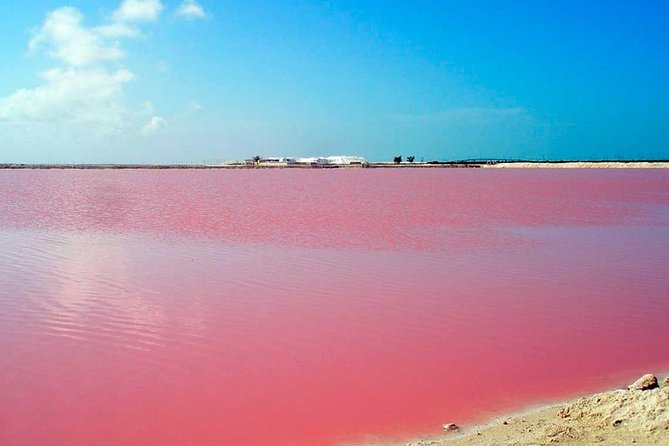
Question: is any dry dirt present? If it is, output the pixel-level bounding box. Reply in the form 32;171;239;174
358;374;669;446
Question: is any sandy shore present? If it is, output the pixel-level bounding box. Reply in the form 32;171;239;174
486;162;669;168
357;374;669;446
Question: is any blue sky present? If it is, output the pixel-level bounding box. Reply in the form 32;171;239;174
0;0;668;163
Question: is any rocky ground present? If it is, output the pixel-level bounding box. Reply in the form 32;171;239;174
362;374;669;446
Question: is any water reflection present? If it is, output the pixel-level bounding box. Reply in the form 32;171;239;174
1;169;669;446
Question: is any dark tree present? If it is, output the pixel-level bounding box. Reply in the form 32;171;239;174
393;155;402;164
253;155;261;165
407;155;415;163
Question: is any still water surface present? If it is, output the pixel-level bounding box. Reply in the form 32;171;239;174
1;169;669;445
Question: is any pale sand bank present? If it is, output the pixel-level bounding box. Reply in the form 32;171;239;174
356;374;669;446
486;162;669;168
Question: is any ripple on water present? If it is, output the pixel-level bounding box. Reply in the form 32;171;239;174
1;169;669;446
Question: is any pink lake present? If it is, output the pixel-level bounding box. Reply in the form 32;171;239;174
1;168;669;445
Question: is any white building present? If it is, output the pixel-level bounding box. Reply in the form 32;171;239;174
244;155;368;166
295;156;368;165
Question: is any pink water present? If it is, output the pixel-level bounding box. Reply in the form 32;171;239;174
1;169;669;446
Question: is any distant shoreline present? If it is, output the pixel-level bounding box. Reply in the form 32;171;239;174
2;161;669;170
485;161;669;168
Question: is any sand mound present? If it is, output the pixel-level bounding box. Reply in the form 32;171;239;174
553;376;669;443
373;374;669;446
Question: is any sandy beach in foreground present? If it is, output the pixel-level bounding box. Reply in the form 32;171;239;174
357;374;669;446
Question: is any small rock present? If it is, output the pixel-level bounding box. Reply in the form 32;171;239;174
627;374;659;391
612;419;623;427
442;423;459;432
503;420;509;425
661;376;669;388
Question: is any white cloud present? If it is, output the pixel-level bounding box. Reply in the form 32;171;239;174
141;116;166;135
114;0;164;22
0;68;134;127
29;7;125;67
176;0;207;20
95;22;141;38
0;4;152;137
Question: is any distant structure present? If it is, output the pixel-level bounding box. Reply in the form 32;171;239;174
240;155;368;166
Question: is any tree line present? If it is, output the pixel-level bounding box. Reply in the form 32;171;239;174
393;155;416;164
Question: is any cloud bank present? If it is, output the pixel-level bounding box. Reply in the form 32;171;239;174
0;6;144;135
0;1;179;138
28;7;127;67
0;68;134;128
